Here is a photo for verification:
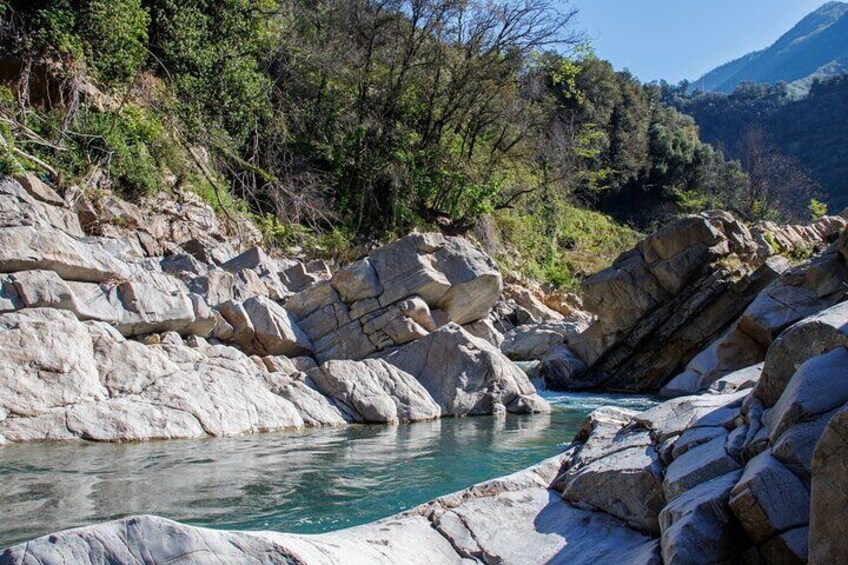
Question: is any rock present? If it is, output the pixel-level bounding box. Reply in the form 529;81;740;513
0;309;106;418
221;296;313;356
756;301;848;407
65;398;206;441
809;404;848;564
759;527;808;565
331;258;382;302
633;391;748;442
663;435;741;501
14;172;65;206
369;233;502;325
772;409;835;484
728;451;810;545
378;324;547;416
307;359;440;423
500;321;584;361
708;364;762;395
561;446;665;534
767;347;848;441
541;345;590;390
0;226;129;282
462;318;504;347
659;471;743;565
264;375;347;427
670;426;728;460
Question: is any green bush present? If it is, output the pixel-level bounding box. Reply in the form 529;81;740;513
80;0;150;85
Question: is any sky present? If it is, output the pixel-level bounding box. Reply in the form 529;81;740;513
568;0;831;83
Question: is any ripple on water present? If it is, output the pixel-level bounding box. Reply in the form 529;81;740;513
0;391;657;547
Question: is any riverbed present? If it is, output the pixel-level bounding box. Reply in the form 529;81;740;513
0;391;656;547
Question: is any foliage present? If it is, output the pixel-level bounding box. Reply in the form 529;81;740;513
809;198;828;220
494;199;640;291
666;75;848;214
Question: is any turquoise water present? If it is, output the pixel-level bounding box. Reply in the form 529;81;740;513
0;391;656;548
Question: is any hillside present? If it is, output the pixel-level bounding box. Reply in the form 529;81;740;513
695;1;848;92
670;74;848;212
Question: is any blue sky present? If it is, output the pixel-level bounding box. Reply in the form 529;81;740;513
568;0;830;83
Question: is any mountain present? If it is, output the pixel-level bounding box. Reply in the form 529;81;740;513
695;1;848;92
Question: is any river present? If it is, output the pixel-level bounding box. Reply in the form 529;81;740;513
0;391;657;547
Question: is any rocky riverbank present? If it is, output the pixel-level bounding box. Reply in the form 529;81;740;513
2;172;848;563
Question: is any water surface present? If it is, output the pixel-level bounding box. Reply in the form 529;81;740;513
0;391;656;547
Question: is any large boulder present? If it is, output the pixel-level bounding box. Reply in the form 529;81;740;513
728;451;810;547
766;347;848;441
659;471;743;565
307;359;440;423
809;403;848;564
755;301;848;407
378;324;548;416
219;296;312;356
561;445;665;534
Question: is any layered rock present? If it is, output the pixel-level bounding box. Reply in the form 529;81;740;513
567;210;846;392
285;233;503;362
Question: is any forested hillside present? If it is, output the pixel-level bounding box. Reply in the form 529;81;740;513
695;1;848;93
668;75;848;212
0;0;809;289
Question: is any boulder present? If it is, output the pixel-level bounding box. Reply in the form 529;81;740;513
0;226;129;282
561;446;665;534
221;296;312;356
663;435;741;501
759;527;808;565
500;321;584;361
307;359;440;423
708;364;762;395
659;471;743;565
772;409;835;484
809;404;848;564
462;318;504;347
378;324;548;416
729;451;810;545
541;345;590;390
633;391;748;442
767;347;848;441
331;258;382;302
756;301;848;407
263;375;347;427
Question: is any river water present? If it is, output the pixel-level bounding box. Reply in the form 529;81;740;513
0;391;657;547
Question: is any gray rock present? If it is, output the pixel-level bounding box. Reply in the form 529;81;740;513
500;321;583;361
562;445;665;534
663;435;741;501
759;526;808;565
729;451;810;544
378;324;548;416
767;347;848;441
308;359;440;423
756;301;848;407
809;404;848;565
772;409;835;483
659;471;743;565
708;364;762;395
264;375;347;427
541;345;589;390
633;391;748;442
331;258;382;302
462;318;504;347
670;426;728;460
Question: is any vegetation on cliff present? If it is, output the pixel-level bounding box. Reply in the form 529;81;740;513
0;0;810;289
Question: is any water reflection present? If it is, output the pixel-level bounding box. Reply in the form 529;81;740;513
0;392;656;547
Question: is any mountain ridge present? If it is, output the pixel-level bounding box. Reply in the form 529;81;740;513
695;1;848;92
